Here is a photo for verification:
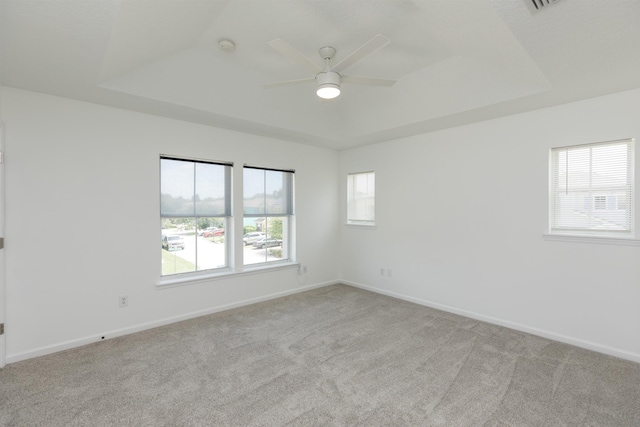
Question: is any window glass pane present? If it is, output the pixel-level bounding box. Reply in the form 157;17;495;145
161;159;194;216
195;163;230;217
244;216;288;265
195;218;227;270
592;144;628;187
243;168;265;215
550;139;633;234
566;148;590;189
244;168;293;216
161;217;228;276
161;218;195;275
265;170;292;215
348;172;375;224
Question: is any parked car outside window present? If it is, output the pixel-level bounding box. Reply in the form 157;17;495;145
162;235;185;251
243;232;265;245
203;228;224;238
252;237;282;249
197;227;215;236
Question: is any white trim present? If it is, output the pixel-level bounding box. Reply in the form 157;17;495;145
0;335;5;369
0;122;5;369
344;223;377;229
542;233;640;246
6;280;338;364
341;280;640;364
157;262;299;288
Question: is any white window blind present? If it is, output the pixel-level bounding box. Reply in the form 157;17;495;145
347;171;375;225
243;167;294;217
160;157;231;217
550;139;633;235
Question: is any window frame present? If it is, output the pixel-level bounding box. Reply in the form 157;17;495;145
157;158;299;287
347;171;375;226
242;165;295;267
548;138;636;240
159;155;233;277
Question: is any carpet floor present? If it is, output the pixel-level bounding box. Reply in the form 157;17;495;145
1;284;639;426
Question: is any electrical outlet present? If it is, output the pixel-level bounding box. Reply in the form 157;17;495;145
119;295;128;308
380;268;385;276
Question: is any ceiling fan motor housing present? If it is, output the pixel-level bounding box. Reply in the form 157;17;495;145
316;71;341;86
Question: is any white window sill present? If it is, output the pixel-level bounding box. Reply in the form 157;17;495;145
542;233;640;246
157;261;299;289
345;223;377;229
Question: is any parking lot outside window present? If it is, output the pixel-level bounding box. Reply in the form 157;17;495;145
243;166;294;266
160;156;232;276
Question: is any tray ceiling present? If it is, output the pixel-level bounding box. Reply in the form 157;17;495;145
2;0;640;150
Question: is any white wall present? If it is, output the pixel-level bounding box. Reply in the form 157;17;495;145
2;87;339;362
339;88;640;362
5;85;640;364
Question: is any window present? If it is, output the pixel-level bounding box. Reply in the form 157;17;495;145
160;156;231;276
347;171;375;225
243;166;294;265
550;139;634;236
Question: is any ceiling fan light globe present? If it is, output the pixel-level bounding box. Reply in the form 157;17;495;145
316;71;341;99
317;84;341;99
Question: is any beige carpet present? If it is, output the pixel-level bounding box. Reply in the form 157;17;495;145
1;284;639;426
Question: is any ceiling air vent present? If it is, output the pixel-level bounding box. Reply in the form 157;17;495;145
528;0;560;11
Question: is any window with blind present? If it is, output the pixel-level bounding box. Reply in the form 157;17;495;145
549;139;634;236
243;166;294;265
347;171;375;225
160;156;232;276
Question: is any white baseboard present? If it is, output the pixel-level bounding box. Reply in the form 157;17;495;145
342;280;640;364
12;279;637;365
0;334;5;368
6;280;338;364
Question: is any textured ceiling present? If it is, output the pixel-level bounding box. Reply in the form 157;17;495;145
2;0;640;150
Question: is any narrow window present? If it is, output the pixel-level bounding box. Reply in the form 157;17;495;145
243;166;294;266
347;171;375;225
550;139;634;236
160;156;231;276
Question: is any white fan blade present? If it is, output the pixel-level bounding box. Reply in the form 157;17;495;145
332;34;390;73
342;75;396;87
268;39;322;74
262;77;315;89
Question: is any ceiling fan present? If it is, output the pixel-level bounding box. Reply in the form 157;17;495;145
263;34;396;99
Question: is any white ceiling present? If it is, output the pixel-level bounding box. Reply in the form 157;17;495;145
2;0;640;150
